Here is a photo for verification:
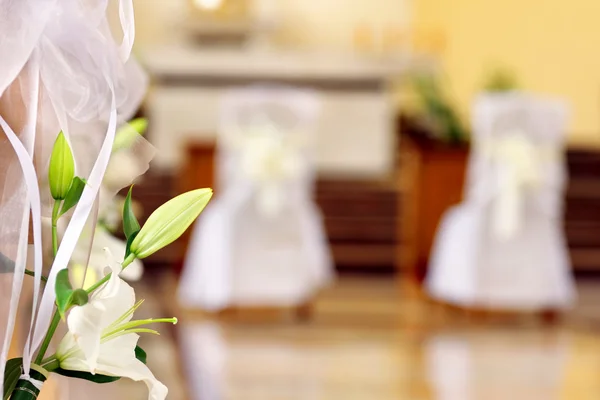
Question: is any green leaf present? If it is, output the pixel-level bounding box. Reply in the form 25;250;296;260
125;231;139;259
135;346;147;364
123;186;141;239
53;369;121;384
3;358;23;400
59;177;86;216
55;269;74;320
113;118;149;152
0;251;15;274
48;131;75;200
130;188;213;259
53;345;147;384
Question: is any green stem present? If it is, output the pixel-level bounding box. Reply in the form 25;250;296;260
85;253;136;294
33;201;62;366
51;201;61;257
34;311;60;365
24;269;48;283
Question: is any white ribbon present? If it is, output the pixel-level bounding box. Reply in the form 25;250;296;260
0;52;41;391
0;114;44;375
118;0;135;61
481;132;558;240
18;375;44;391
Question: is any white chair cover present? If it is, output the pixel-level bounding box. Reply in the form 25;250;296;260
178;86;334;310
425;92;576;310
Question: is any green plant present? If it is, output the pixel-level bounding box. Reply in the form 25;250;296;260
412;73;468;144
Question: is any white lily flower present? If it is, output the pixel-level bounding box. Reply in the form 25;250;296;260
55;250;175;400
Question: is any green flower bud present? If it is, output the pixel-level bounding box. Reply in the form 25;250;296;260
130;188;212;259
112;118;149;152
48;131;75;200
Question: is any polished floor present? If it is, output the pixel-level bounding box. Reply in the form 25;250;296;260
47;275;600;400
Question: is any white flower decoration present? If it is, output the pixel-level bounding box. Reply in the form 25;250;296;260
56;251;175;400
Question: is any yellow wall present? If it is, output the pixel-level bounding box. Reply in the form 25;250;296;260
275;0;410;51
414;0;600;145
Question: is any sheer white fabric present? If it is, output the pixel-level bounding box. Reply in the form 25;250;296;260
0;0;143;390
425;93;576;310
178;86;334;310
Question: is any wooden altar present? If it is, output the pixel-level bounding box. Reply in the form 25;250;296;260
396;131;468;283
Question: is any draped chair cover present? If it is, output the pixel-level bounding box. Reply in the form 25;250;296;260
178;86;334;310
425;93;576;310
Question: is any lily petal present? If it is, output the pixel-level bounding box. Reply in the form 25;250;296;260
65;303;105;373
94;269;136;330
95;335;168;400
64;273;136;371
98;247;125;299
59;333;168;400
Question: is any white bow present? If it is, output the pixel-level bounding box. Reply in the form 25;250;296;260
230;124;304;217
481;131;558;240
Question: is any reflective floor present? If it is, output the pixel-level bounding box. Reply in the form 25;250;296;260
175;277;600;400
53;276;600;400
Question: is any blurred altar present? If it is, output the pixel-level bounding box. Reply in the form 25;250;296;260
138;0;428;176
129;0;437;277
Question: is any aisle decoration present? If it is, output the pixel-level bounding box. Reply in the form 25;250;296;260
0;1;212;399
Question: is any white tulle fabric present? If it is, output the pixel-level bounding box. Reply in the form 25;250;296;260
0;0;144;392
178;86;334;310
425;93;576;310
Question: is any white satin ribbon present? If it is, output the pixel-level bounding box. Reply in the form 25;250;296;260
0;51;41;396
18;375;44;391
118;0;135;61
0;116;44;373
481;132;558;240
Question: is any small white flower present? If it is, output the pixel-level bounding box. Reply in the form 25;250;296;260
56;254;175;400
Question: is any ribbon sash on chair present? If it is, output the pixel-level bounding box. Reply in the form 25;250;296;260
480;131;560;240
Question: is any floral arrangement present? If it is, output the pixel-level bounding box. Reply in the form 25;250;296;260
0;2;216;399
2;121;211;400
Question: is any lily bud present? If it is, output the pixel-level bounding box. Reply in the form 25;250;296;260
112;118;149;151
130;188;212;259
48;131;75;200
